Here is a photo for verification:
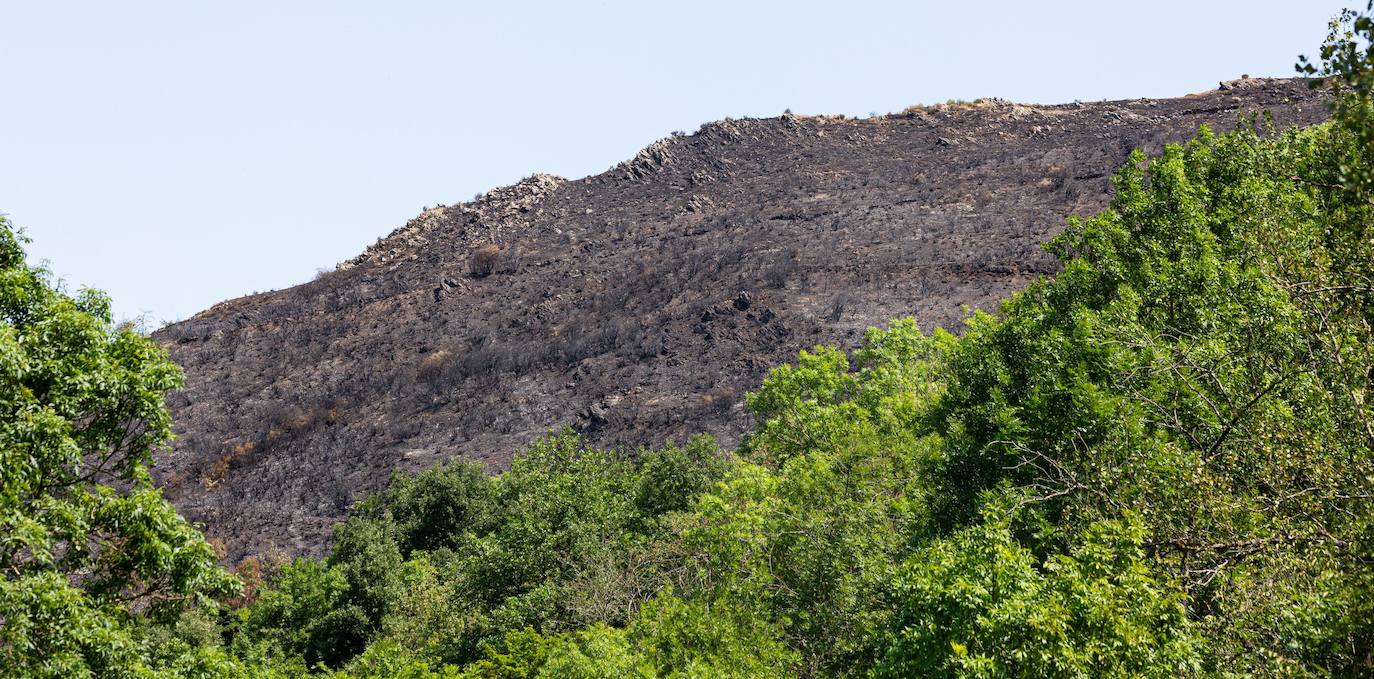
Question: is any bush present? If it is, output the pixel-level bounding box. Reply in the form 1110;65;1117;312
469;244;501;278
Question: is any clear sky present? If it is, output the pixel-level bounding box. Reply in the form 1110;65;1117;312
0;0;1352;324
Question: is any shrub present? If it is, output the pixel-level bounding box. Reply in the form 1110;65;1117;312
469;244;500;278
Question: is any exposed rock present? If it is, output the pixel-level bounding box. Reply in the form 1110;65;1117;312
622;140;675;180
733;292;752;311
337;173;565;270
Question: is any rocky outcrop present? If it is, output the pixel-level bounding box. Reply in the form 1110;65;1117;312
338;173;566;270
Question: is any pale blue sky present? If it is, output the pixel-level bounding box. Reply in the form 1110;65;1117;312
0;1;1351;324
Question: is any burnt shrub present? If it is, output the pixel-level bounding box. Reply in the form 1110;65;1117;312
827;292;851;322
469;244;501;278
763;255;797;289
700;384;738;415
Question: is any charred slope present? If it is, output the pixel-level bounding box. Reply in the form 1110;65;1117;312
153;78;1329;562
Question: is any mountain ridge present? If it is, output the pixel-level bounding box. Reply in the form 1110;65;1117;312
153;77;1331;562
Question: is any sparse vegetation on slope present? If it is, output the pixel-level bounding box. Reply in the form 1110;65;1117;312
154;76;1329;564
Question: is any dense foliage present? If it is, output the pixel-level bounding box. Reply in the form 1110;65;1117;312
4;8;1373;677
0;218;240;677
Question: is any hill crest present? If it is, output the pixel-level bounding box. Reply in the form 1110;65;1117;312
154;78;1329;562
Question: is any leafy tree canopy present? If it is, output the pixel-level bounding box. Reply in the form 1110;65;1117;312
0;218;240;677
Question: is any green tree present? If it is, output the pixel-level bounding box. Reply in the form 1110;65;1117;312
233;431;733;671
876;510;1201;678
1300;2;1374;199
456;592;794;678
672;320;950;675
633;434;729;520
353;460;495;556
0;217;239;677
233;557;360;668
926;120;1372;672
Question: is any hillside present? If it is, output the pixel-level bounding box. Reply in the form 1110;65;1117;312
152;77;1330;562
